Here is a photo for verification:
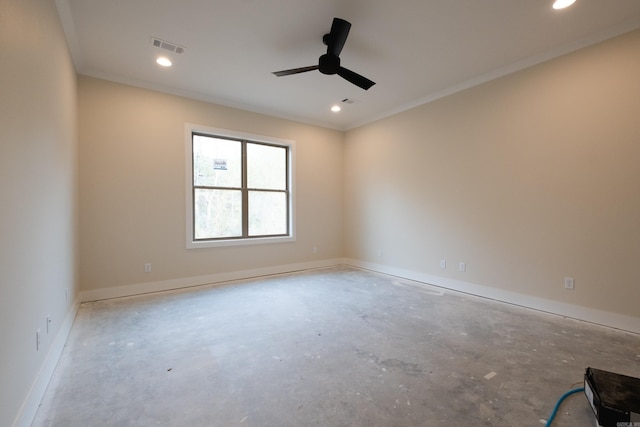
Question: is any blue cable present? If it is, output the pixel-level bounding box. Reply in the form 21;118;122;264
545;387;585;426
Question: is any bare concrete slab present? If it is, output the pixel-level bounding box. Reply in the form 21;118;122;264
33;267;640;426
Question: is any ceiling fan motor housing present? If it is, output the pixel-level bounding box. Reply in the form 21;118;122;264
319;54;340;75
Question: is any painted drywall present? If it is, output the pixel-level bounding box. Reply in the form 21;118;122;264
78;76;344;294
0;0;78;425
344;29;640;323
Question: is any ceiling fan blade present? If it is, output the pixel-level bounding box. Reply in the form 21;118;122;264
337;67;375;90
272;65;319;77
327;18;351;57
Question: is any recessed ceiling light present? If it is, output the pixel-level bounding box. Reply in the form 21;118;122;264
331;105;341;112
156;56;172;67
553;0;576;10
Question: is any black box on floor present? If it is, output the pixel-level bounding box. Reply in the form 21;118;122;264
584;367;640;427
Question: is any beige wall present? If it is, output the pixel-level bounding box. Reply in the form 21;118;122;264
0;0;78;425
3;3;639;422
344;29;640;322
78;76;344;293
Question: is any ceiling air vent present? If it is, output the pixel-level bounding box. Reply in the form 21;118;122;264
150;37;185;54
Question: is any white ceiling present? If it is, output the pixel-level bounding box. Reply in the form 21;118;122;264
56;0;640;130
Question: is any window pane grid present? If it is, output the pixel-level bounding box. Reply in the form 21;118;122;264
191;133;290;241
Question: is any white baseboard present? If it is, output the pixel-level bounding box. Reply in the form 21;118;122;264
80;258;346;302
80;256;640;334
13;294;80;427
345;258;640;335
12;257;638;427
16;259;344;427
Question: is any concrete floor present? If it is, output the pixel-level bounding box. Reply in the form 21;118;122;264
33;267;640;426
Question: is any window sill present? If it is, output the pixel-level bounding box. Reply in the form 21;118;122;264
187;235;296;249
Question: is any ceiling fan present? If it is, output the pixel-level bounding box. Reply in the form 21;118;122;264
272;17;376;91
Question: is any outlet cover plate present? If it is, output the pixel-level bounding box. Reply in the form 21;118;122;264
564;277;575;290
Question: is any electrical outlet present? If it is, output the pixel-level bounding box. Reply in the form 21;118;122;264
36;329;41;351
564;277;575;290
459;262;466;272
312;246;318;254
377;248;383;257
440;259;446;269
144;263;152;273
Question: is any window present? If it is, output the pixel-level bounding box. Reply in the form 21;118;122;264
185;124;295;248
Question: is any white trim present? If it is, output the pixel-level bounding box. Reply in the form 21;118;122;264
79;257;640;333
14;257;638;427
70;20;640;133
80;258;345;302
184;123;296;249
344;258;640;335
54;0;84;71
347;19;640;131
13;295;80;427
186;235;295;249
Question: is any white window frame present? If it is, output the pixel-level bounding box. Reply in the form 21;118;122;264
185;123;296;249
